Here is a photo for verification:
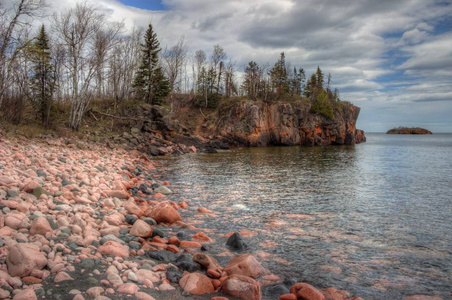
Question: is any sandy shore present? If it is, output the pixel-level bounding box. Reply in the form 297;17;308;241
0;135;364;300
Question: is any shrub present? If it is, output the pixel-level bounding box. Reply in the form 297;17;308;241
311;90;334;119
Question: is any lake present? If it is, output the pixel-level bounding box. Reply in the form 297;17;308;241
158;133;452;299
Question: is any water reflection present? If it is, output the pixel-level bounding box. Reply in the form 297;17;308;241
157;134;452;299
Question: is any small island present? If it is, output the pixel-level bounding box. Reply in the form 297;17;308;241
386;127;432;134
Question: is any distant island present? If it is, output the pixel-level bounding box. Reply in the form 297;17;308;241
386;127;432;134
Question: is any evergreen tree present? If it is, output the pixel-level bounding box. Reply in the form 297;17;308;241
304;73;317;98
311;90;334;119
133;23;169;105
30;25;54;128
242;61;261;100
269;52;289;95
316;66;324;90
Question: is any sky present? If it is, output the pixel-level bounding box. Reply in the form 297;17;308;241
46;0;452;132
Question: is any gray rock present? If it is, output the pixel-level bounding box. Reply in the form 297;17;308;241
125;214;138;225
61;179;71;186
153;185;172;195
80;258;95;270
142;217;157;226
152;228;165;238
100;234;125;245
32;187;50;199
6;189;18;198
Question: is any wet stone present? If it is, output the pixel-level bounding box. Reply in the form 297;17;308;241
152;228;165;238
145;250;177;263
166;266;183;284
129;241;141;251
61;179;71;186
101;234;126;245
143;217;157;226
177;232;189;240
86;277;99;286
80;258;95;270
226;232;248;251
263;284;290;297
126;215;138;225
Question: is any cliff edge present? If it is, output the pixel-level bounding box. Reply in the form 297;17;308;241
212;100;366;146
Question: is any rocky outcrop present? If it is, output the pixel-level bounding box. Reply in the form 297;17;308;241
386;127;432;134
215;101;366;146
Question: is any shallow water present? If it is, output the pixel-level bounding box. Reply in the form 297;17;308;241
158;133;452;299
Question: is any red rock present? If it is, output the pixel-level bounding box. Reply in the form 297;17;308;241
179;201;188;208
159;282;175;291
179;273;215;295
291;283;325;300
180;241;202;249
168;236;180;245
12;289;37;300
117;282;139;294
22;276;42;283
144;201;182;224
30;216;53;236
54;271;74;282
222;274;261;300
152;236;168;244
404;297;442;300
4;211;28;230
130;220;152;237
105;190;130;199
22;180;41;193
197;207;213;213
321;287;350;300
193;253;222;271
212;279;221;289
211;297;229;300
98;241;129;257
167;244;179;254
6;243;48;277
193;231;213;242
280;294;297;300
224;254;266;279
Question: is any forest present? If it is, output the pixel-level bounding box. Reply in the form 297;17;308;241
0;0;342;132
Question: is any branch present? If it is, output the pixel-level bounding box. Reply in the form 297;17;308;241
89;109;162;123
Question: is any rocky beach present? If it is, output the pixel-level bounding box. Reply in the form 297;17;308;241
0;133;371;300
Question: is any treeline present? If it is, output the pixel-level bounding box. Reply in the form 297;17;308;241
0;0;342;131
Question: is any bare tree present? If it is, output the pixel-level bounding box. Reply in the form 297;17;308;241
194;49;206;92
93;21;124;98
0;0;47;108
211;44;226;93
162;35;188;93
52;1;104;130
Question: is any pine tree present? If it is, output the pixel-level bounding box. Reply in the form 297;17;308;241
30;25;54;128
269;52;289;95
133;23;169;105
316;66;324;90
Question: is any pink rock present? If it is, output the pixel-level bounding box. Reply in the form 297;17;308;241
117;282;139;294
30;216;53;236
179;273;215;295
73;294;85;300
6;243;48;277
98;241;129;257
222;274;262;300
136;269;160;283
54;271;74;282
22;180;41;193
135;291;156;300
224;254;266;278
4;211;28;230
158;282;175;291
107;273;123;286
291;283;325;300
130;220;152;238
12;289;37;300
124;201;143;217
104;213;125;226
0;288;10;299
144;201;182;224
105;190;130;199
86;286;104;297
321;287;350;300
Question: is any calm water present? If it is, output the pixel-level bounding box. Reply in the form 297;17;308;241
157;133;452;299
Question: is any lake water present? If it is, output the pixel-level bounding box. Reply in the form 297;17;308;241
157;133;452;299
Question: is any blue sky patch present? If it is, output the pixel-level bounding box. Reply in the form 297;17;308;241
119;0;166;11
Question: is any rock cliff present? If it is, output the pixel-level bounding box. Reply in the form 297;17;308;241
214;100;366;146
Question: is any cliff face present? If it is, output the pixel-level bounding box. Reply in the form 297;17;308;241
386;127;432;134
215;101;366;146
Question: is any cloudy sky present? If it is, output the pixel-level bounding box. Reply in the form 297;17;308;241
47;0;452;132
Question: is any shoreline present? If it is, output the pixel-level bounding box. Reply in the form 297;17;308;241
1;135;363;300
